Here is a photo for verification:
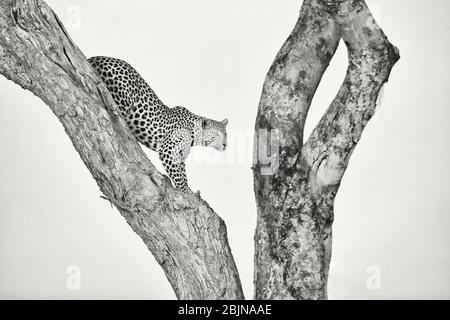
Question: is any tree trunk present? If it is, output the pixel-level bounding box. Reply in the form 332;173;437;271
0;0;244;300
253;0;399;300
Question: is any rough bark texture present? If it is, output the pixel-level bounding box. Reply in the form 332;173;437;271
253;0;399;300
0;0;244;300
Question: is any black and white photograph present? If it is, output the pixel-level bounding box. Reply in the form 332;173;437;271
0;0;448;305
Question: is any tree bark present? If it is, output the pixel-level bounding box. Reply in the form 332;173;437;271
253;0;399;300
0;0;244;300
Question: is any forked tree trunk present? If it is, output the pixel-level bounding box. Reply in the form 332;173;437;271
253;0;399;299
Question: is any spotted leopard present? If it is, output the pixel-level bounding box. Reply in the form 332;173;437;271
88;56;228;192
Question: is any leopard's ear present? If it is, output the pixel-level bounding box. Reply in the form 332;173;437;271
221;119;228;126
202;119;207;129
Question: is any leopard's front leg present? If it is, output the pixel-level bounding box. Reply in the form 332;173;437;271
159;129;192;192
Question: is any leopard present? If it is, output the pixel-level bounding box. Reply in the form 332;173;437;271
88;56;228;192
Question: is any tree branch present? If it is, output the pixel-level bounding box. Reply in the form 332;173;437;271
0;0;244;300
303;0;400;189
253;0;399;300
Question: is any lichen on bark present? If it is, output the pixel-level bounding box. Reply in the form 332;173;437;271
253;0;399;300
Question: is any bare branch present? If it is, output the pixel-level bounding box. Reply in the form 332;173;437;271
0;0;243;299
303;0;400;190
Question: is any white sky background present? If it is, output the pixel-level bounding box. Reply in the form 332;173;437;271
0;0;449;299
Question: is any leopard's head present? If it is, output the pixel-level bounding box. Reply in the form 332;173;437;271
202;118;228;151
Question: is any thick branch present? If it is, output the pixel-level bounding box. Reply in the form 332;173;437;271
253;0;399;300
0;0;243;299
303;0;400;189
